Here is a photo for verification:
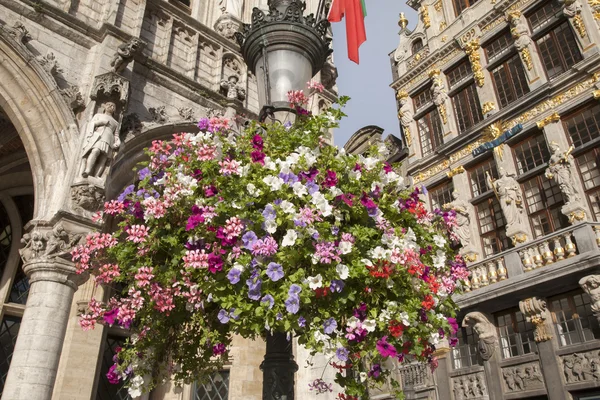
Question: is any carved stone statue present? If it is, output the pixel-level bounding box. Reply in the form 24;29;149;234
487;167;525;228
431;74;449;107
81;102;120;178
20;231;46;262
507;12;531;50
443;192;471;247
110;38;143;74
561;0;582;17
19;224;82;262
545;142;580;205
579;275;600;315
398;95;413;128
462;312;498;360
220;75;246;101
218;0;243;18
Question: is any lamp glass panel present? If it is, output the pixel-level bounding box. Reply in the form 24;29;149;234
255;49;312;106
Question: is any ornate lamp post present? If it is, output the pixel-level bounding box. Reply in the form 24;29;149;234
235;0;331;121
235;1;331;398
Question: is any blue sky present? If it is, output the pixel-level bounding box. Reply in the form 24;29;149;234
330;1;417;147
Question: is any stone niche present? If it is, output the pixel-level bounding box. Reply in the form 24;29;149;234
561;350;600;384
501;361;545;393
451;372;489;400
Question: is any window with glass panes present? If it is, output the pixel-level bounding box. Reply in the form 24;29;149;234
469;158;499;197
485;31;530;109
495;309;537;358
0;316;21;397
448;61;483;133
194;370;231;400
412;39;424;55
528;1;582;80
451;324;479;369
414;86;444;157
575;148;600;220
564;103;600;148
549;290;600;346
513;134;551;174
96;335;132;400
521;174;568;237
0;202;10;278
476;197;511;256
452;0;480;16
429;181;454;210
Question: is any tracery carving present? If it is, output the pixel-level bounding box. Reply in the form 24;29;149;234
462;312;498;360
90;72;130;105
110;38;144;74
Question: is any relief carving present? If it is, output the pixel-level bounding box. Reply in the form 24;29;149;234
562;351;600;383
579;275;600;318
462;312;498;360
71;184;105;213
110;38;144;74
149;106;168;124
178;107;196;121
452;372;487;399
20;223;83;263
120;113;143;140
2;21;32;43
502;362;544;392
519;297;552;342
36;51;63;76
60;85;85;113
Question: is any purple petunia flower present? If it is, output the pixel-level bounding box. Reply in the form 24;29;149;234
212;343;226;355
227;268;241;284
117;185;135;202
261;295;274;309
323;318;337;334
447;317;459;334
106;364;121;384
197;118;210;131
449;336;459;347
218;309;230;324
289;284;302;296
376;336;397;358
298;316;306;327
368;364;382;378
336;347;349;362
247;278;262;301
242;231;258;249
138;167;151;180
262;204;276;220
266;262;284;281
330;280;345;293
208;253;224;274
285;295;300;314
306;181;319;195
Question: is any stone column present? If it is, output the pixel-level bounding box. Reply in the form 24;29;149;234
462;312;503;400
2;257;79;399
519;297;572;400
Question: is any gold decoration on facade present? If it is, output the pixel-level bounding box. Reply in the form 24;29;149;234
464;39;485;87
447;165;465;178
404;127;413;146
569;210;586;223
395;47;462;94
482;102;496;114
482;120;508;160
398;12;409;30
521;48;533;71
434;0;443;11
594;90;600;99
441;36;448;42
449;139;485;163
572;14;587;38
420;6;431;28
511;233;528;245
439;21;447;30
464;253;478;262
413;160;450;184
439;104;448;124
593;72;600;82
536;112;561;129
396;89;409;100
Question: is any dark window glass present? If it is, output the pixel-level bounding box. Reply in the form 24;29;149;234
194;371;231;400
7;195;34;304
469;159;499;197
564;103;600;148
430;181;454;210
452;83;483;133
485;31;513;60
476;197;511;256
176;0;191;6
522;174;568;237
513;134;551;174
496;309;537;358
96;336;132;400
0;316;21;397
490;54;530;108
550;290;600;346
412;39;424;55
528;0;562;31
535;21;582;79
447;60;472;88
453;0;480;16
452;324;479;369
413;87;433;110
0;202;11;278
417;109;444;156
576;149;600;221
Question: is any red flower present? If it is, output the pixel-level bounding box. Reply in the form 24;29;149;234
389;320;404;338
421;295;435;311
315;287;330;298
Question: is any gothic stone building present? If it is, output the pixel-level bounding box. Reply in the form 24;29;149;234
0;0;337;399
388;0;600;397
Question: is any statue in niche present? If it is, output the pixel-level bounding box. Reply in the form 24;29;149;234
110;38;143;74
220;75;246;101
545;142;579;205
487;167;525;228
431;74;448;107
508;11;531;50
218;0;243;18
443;192;471;247
579;275;600;315
81;102;120;178
462;312;498;360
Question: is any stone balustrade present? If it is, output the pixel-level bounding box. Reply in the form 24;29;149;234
518;229;578;272
463;256;508;293
398;362;434;388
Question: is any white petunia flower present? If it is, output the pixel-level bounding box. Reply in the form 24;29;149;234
279;200;296;214
263;157;277;170
433;234;447;248
307;274;323;289
430;332;441;345
264;219;278;234
433;250;446;269
369;246;391;260
329;186;343;197
336;264;349;280
233;262;245;272
399;312;410;326
127;375;145;398
346;316;360;329
263;175;284;191
292;182;308;197
338;241;353;255
360;372;368;382
281;230;298;247
349;169;362;180
363;319;376;332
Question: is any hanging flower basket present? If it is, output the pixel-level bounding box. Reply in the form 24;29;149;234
73;96;467;399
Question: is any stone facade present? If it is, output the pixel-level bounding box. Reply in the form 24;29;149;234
0;0;336;399
387;0;600;397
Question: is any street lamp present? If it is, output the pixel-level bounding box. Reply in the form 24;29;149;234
235;0;331;121
234;1;331;398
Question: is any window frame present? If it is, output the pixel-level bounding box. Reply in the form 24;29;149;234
549;290;600;347
412;39;424;55
474;195;511;257
495;308;537;359
429;180;455;211
574;148;600;221
452;0;480;17
193;369;231;400
447;60;483;134
451;324;479;370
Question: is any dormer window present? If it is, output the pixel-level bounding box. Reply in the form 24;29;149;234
411;39;424;55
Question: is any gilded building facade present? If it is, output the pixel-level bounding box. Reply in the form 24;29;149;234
389;0;600;398
0;0;336;399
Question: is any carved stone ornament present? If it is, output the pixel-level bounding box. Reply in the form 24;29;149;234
561;0;587;37
220;75;246;101
1;21;32;43
442;191;471;248
420;5;431;28
507;11;534;71
545;142;581;206
321;56;338;90
488;167;526;230
20;222;84;263
462;312;498;360
519;297;552;342
110;38;145;74
579;275;600;316
36;51;63;76
482;102;495;115
178;107;196;121
562;351;600;383
120;113;143;140
215;15;241;40
149;106;169;124
60;85;85;113
207;108;225;118
71;183;105;213
463;39;485;87
396;91;413;146
90;72;130;105
502;362;544;392
451;372;488;399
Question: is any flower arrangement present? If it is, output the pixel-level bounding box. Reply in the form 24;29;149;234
73;95;468;398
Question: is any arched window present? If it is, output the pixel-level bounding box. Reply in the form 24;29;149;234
412;39;424;55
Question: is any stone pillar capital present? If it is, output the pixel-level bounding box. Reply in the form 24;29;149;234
519;297;553;342
22;257;84;290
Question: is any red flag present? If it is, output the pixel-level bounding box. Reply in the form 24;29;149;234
328;0;367;64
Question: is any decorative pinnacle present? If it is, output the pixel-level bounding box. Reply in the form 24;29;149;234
398;13;408;30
